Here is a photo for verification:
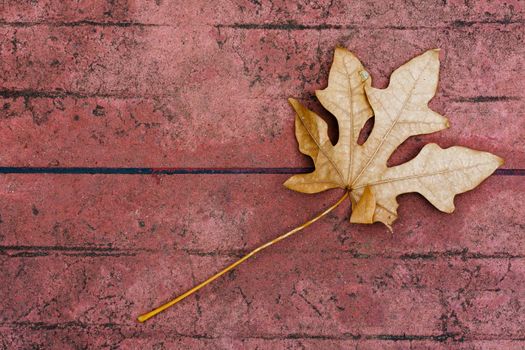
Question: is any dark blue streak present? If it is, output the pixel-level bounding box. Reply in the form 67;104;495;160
0;167;522;175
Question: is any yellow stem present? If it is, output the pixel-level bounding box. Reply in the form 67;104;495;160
137;191;349;323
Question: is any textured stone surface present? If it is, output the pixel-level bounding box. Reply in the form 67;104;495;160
0;22;523;167
0;175;523;255
0;1;523;349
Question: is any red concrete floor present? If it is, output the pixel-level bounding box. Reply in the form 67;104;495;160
0;1;524;349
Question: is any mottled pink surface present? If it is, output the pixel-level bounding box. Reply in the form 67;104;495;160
0;1;524;349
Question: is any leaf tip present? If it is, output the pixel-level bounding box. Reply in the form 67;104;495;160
444;206;456;214
288;98;302;112
283;176;299;192
430;48;441;58
334;45;352;55
350;186;376;224
486;152;505;168
425;48;441;62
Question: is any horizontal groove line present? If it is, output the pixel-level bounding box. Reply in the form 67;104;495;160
0;19;522;29
0;89;176;99
3;323;524;342
1;246;523;260
0;323;467;341
0;20;167;28
0;167;311;174
449;96;522;103
0;167;523;176
216;19;524;31
0;90;521;102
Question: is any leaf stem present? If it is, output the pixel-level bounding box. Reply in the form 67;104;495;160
137;191;349;322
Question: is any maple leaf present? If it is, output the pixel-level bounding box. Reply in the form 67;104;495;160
138;47;505;322
284;48;503;229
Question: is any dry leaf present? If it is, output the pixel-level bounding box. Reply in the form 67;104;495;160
285;48;503;229
138;47;505;322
